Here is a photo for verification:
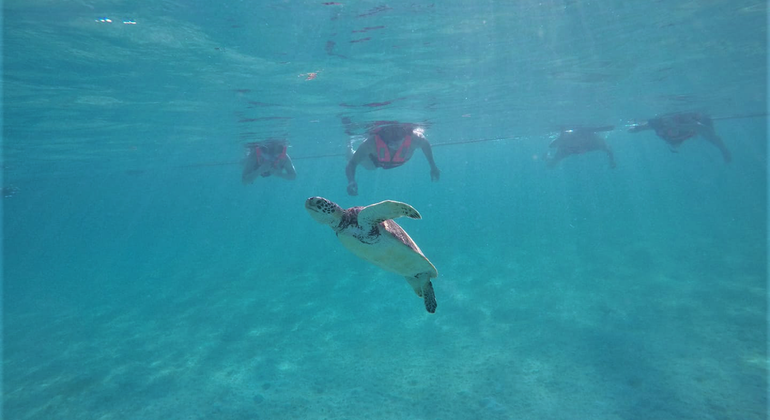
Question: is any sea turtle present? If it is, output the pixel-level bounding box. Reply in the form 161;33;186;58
305;196;438;313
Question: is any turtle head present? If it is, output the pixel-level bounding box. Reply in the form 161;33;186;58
305;196;344;226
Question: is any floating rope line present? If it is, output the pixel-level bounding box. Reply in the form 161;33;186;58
292;152;346;161
158;113;769;172
432;136;521;147
712;112;768;121
173;160;242;169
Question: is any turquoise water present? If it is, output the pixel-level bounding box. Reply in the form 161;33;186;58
3;1;768;419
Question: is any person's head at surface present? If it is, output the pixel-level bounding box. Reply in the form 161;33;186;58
371;122;417;144
262;139;287;155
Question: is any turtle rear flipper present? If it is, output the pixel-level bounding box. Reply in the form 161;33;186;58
422;281;437;313
405;274;437;314
359;200;421;225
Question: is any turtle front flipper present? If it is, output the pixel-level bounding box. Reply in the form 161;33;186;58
405;275;437;314
359;200;421;225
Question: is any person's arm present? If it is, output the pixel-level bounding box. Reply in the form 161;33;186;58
241;156;261;184
701;130;732;163
545;148;564;168
345;149;364;183
345;140;370;195
414;133;440;181
604;144;617;169
276;156;297;180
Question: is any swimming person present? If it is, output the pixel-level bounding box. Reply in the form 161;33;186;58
345;121;440;196
544;126;617;169
242;139;297;184
628;112;731;163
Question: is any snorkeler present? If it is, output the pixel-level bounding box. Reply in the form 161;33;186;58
544;126;617;169
242;139;297;184
345;121;440;196
3;185;19;198
628;112;731;163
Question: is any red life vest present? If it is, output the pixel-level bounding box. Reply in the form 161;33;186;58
373;132;412;169
655;114;698;144
255;144;287;169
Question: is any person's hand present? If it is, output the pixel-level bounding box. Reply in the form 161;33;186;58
610;161;617;169
347;181;358;196
255;162;270;175
430;167;441;182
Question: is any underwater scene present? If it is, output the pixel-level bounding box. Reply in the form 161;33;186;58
3;1;768;419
